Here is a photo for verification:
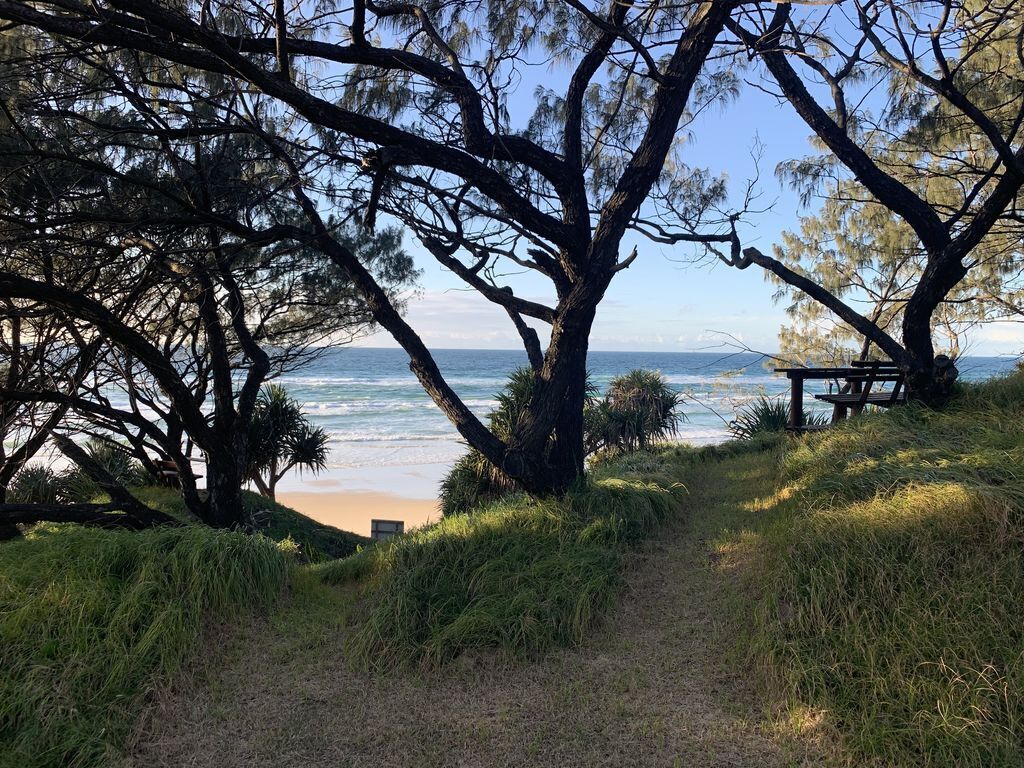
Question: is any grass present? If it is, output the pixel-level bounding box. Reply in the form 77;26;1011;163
10;371;1024;767
0;523;292;768
316;450;689;668
132;486;370;561
745;371;1024;766
125;442;804;768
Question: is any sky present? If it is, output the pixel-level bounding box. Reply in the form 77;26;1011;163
353;36;1024;358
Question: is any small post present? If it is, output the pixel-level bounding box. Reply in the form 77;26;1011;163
789;375;804;430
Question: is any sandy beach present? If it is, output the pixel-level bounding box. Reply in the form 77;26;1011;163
277;490;440;538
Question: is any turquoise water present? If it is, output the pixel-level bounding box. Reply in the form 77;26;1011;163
275;348;1017;492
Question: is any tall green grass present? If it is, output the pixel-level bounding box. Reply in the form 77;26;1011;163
0;525;290;768
318;451;687;668
132;486;370;561
756;372;1024;766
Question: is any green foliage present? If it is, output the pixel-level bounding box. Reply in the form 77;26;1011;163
246;384;330;497
319;450;687;668
130;486;370;562
586;369;684;454
727;395;827;440
7;440;151;505
440;368;684;516
0;525;290;768
438;449;521;518
754;371;1024;765
6;466;62;504
59;439;150;503
438;368;535;516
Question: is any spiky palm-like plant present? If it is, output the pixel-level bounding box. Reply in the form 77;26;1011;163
728;396;829;440
246;385;330;501
59;439;151;502
7;466;63;504
591;370;684;453
440;368;537;516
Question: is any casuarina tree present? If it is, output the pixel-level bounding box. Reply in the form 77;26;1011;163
0;0;746;498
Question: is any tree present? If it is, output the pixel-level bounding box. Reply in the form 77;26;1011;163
245;385;330;502
719;0;1024;398
0;96;414;526
0;0;745;497
771;187;1023;365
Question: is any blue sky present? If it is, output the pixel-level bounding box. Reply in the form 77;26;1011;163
355;50;1024;358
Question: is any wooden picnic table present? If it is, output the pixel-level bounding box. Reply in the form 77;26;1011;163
773;360;907;430
153;458;202;487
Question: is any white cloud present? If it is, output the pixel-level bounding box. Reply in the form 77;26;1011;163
353;289;548;349
969;322;1024;355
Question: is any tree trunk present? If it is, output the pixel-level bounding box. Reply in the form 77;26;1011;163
545;341;589;494
505;269;604;498
901;250;967;404
251;472;272;499
203;451;246;528
0;485;19;540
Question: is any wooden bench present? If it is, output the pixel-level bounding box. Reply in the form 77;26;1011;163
153;459;201;488
154;459;181;487
814;360;906;418
774;360;906;430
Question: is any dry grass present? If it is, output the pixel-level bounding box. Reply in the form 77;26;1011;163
125;449;828;767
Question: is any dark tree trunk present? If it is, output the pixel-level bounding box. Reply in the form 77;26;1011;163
0;501;179;531
545;337;590;494
900;248;968;404
203;450;246;528
0;486;19;540
503;266;605;497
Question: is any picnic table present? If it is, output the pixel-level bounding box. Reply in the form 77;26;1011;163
773;360;907;430
153;458;202;487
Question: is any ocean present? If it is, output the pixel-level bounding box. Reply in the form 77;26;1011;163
273;348;1018;498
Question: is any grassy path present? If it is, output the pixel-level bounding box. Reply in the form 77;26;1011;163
126;450;822;767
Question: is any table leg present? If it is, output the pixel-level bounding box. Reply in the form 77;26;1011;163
789;377;804;429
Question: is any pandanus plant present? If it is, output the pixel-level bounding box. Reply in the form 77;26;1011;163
245;385;330;501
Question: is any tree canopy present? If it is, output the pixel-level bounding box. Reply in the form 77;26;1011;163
722;0;1023;390
0;0;1020;521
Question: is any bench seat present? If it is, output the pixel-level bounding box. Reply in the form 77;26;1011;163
815;391;907;407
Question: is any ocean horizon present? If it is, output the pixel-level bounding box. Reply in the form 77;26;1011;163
272;347;1019;498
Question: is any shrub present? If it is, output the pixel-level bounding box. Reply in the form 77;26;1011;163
7;466;63;504
594;369;684;452
439;368;536;516
438;449;520;517
58;439;151;503
728;395;827;440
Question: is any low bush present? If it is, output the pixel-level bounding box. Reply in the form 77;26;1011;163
728;395;828;440
0;525;290;768
6;466;63;504
63;439;152;502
